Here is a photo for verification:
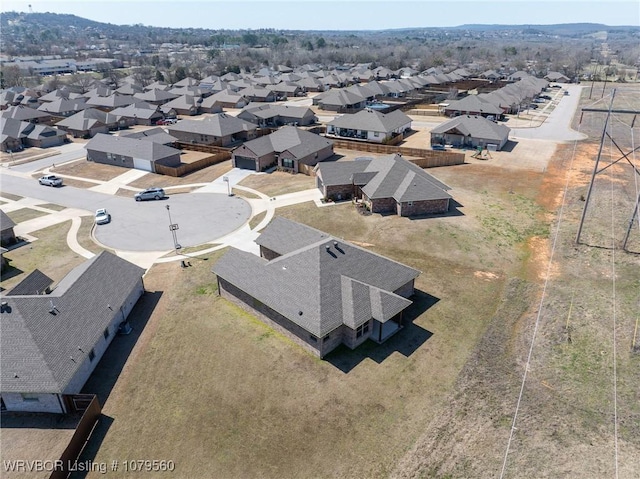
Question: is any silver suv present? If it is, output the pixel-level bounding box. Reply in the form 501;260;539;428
135;187;165;201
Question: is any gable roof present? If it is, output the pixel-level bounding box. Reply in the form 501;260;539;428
118;127;178;145
328;109;411;133
430;115;510;143
238;126;332;161
213;217;419;337
1;210;16;231
7;270;54;296
1;105;51;122
55;108;119;131
0;251;144;394
85;133;181;161
167;113;257;137
444;95;504;115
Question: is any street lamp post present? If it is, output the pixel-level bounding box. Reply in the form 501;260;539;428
166;204;181;253
223;176;232;196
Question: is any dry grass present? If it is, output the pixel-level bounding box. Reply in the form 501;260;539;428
5;208;48;224
76;215;108;255
249;211;268;229
81;245;503;479
238;171;316;197
37;203;67;211
1;193;23;201
232;188;262;199
128;160;233;189
0;220;87;291
51;159;126;181
61;178;101;189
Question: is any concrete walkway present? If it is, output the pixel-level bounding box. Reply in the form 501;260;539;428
88;169;149;194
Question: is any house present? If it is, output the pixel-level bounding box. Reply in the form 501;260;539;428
232;126;334;174
237;103;317;127
133;88;180;105
166;113;258;146
200;89;248;110
85;93;140;111
544;71;571;83
37;98;90;118
316;153;452;216
109;104;164;126
162;94;201;116
443;95;504;119
325;109;412;144
0;251;145;413
118;127;178;146
314;88;367;111
85;133;182;172
1;105;53;125
212;217;420;358
430;115;511;151
1;118;67;152
1;210;17;246
55;108;122;138
238;86;277;103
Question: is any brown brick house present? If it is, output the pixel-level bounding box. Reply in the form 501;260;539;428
316;154;452;216
212;217;420;358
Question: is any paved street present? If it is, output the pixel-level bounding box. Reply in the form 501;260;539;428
0;174;251;251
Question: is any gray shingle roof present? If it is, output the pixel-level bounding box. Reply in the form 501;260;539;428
239;126;332;161
55;108;119;131
167;113;257;137
7;270;53;296
328;109;411;133
1;209;16;231
213;218;419;337
430;115;510;143
85;133;181;161
444;95;504;115
0;251;144;394
319;154;451;203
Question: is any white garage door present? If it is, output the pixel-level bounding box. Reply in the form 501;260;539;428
133;157;153;172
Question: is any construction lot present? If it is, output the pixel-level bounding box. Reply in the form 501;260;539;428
2;84;638;478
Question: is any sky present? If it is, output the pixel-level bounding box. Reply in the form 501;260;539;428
1;0;639;30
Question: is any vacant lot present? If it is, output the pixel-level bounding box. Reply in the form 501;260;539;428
238;170;316;197
52;160;126;181
128;160;233;189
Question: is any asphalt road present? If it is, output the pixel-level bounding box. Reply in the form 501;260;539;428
0;175;251;251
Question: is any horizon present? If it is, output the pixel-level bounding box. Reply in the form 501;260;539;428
2;0;639;31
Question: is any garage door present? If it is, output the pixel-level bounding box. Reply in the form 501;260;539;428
133;157;153;172
234;156;257;170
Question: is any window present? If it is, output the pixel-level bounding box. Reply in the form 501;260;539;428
374;132;379;137
407;201;414;207
309;334;318;343
282;158;294;169
21;393;40;402
104;327;110;340
324;334;330;341
356;321;370;338
88;349;96;362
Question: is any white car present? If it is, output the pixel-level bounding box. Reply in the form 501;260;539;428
95;208;111;225
39;175;63;187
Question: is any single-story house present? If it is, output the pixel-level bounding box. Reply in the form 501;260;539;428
232;126;333;174
238;86;277;103
430;115;510;151
85;93;140;111
325;109;412;144
85;133;182;172
237;103;317;127
162;94;201;116
109;104;164;126
0;251;145;413
200;89;248;110
544;71;571;83
443;95;504;119
37;98;90;118
212;217;420;358
118;127;178;146
133;88;180;105
1;210;17;246
166;113;258;147
314;88;367;111
1;118;67;152
55;108;122;138
316;153;452;216
1;105;54;125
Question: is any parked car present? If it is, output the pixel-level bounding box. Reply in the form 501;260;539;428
157;118;178;125
95;208;111;225
39;175;63;187
135;187;166;201
431;144;446;151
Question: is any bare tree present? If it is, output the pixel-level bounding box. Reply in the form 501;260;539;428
68;73;96;93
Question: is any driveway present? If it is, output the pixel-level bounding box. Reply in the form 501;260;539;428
0;174;251;251
510;84;588;142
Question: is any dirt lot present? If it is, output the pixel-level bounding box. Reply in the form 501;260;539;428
51;160;126;181
127;160;233;189
238;170;316;197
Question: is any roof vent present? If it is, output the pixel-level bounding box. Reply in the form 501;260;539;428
0;301;8;313
325;245;331;252
333;241;338;247
298;311;303;316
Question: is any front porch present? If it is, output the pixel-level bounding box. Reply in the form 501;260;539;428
370;313;403;344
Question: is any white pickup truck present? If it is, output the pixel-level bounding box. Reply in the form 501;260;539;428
39;175;63;187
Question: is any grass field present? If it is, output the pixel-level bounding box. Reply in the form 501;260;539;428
5;208;48;224
0;220;88;291
238;170;316;197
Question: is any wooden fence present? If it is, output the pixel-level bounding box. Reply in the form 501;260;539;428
155;150;231;177
50;394;101;479
330;138;465;167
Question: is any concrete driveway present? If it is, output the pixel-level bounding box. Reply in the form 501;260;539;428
0;174;251;251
